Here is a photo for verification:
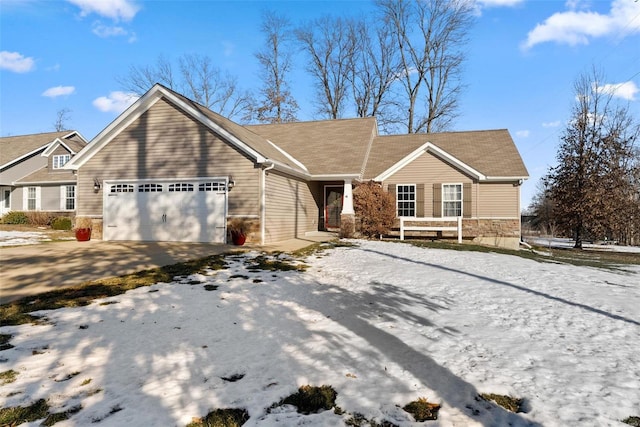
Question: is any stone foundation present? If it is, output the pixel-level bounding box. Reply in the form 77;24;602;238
340;214;356;238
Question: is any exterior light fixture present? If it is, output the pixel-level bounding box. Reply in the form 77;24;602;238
93;179;101;193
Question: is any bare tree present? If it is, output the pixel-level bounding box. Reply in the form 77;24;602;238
377;0;473;133
117;54;253;121
254;10;299;123
545;68;640;248
347;18;401;132
296;16;357;119
53;108;72;131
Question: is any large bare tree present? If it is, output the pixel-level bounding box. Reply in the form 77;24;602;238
295;16;357;119
254;10;299;123
53;108;72;132
117;54;253;121
545;68;640;248
377;0;473;133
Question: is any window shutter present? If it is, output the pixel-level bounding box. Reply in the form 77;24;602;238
416;184;424;217
463;183;472;218
433;184;442;217
60;186;65;210
35;187;41;211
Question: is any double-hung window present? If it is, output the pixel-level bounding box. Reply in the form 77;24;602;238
396;184;416;217
27;187;37;210
64;185;76;210
442;184;462;217
53;154;70;169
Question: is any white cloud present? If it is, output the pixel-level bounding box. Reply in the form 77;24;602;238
92;21;128;38
93;91;138;113
542;120;561;128
596;81;639;101
516;130;530;138
522;0;640;49
0;51;35;73
42;86;76;98
66;0;140;22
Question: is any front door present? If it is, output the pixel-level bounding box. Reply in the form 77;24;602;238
325;186;343;229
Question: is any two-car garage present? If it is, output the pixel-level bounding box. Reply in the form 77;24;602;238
103;178;228;243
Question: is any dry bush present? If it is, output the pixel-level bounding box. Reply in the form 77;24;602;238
25;211;54;226
353;181;396;238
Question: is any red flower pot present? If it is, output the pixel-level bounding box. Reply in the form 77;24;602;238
231;231;246;246
75;228;91;242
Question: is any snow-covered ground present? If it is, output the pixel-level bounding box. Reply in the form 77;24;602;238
524;236;640;254
1;240;639;426
0;230;74;247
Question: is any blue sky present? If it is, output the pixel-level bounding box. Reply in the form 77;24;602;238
1;0;639;208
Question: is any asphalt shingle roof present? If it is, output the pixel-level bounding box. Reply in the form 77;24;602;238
0;131;73;166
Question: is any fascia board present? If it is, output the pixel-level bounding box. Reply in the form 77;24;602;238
261;159;311;180
42;139;76;157
484;175;529;181
309;174;360;181
266;139;308;173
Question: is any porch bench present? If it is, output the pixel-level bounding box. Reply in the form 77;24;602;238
400;217;462;243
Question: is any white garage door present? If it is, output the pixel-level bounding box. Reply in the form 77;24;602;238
103;178;227;243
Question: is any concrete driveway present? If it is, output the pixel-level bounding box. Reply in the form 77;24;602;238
0;233;336;304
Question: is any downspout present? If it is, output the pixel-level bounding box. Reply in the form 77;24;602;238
261;162;275;245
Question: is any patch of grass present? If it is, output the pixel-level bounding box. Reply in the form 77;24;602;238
480;393;524;413
0;333;13;351
204;284;219;291
402;397;441;421
220;373;244;382
0;254;229;326
0;369;18;385
42;405;82;426
246;255;306;272
0;398;49;425
290;240;355;258
186;408;249;427
623;416;640;426
279;385;337;415
80;378;92;386
54;371;80;382
345;412;398;427
404;239;639;270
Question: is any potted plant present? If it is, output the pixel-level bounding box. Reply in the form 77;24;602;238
74;218;92;242
228;217;248;246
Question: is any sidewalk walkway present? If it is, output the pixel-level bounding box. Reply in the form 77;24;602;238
0;232;337;305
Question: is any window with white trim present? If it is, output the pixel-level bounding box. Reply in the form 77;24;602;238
442;184;462;217
27;187;37;210
53;154;71;169
396;184;416;217
3;189;10;209
64;185;75;210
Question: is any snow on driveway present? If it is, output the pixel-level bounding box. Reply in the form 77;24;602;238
1;240;638;426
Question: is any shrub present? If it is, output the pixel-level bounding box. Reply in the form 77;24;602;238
1;211;28;224
280;385;337;414
25;211;54;226
51;216;73;230
186;408;249;427
402;397;441;421
480;393;524;413
353;181;396;238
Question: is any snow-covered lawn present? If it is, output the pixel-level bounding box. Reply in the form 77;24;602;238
0;230;75;247
1;240;639;426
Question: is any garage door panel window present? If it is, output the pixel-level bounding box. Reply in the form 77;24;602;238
169;183;194;192
139;183;163;192
110;184;135;193
199;182;226;192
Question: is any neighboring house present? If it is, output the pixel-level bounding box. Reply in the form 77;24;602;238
0;131;88;217
65;84;528;249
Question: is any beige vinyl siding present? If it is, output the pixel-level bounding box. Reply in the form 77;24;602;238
264;171;319;243
77;98;260;217
384;151;476;217
478;182;520;218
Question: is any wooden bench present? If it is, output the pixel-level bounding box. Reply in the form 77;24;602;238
400;217;462;243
